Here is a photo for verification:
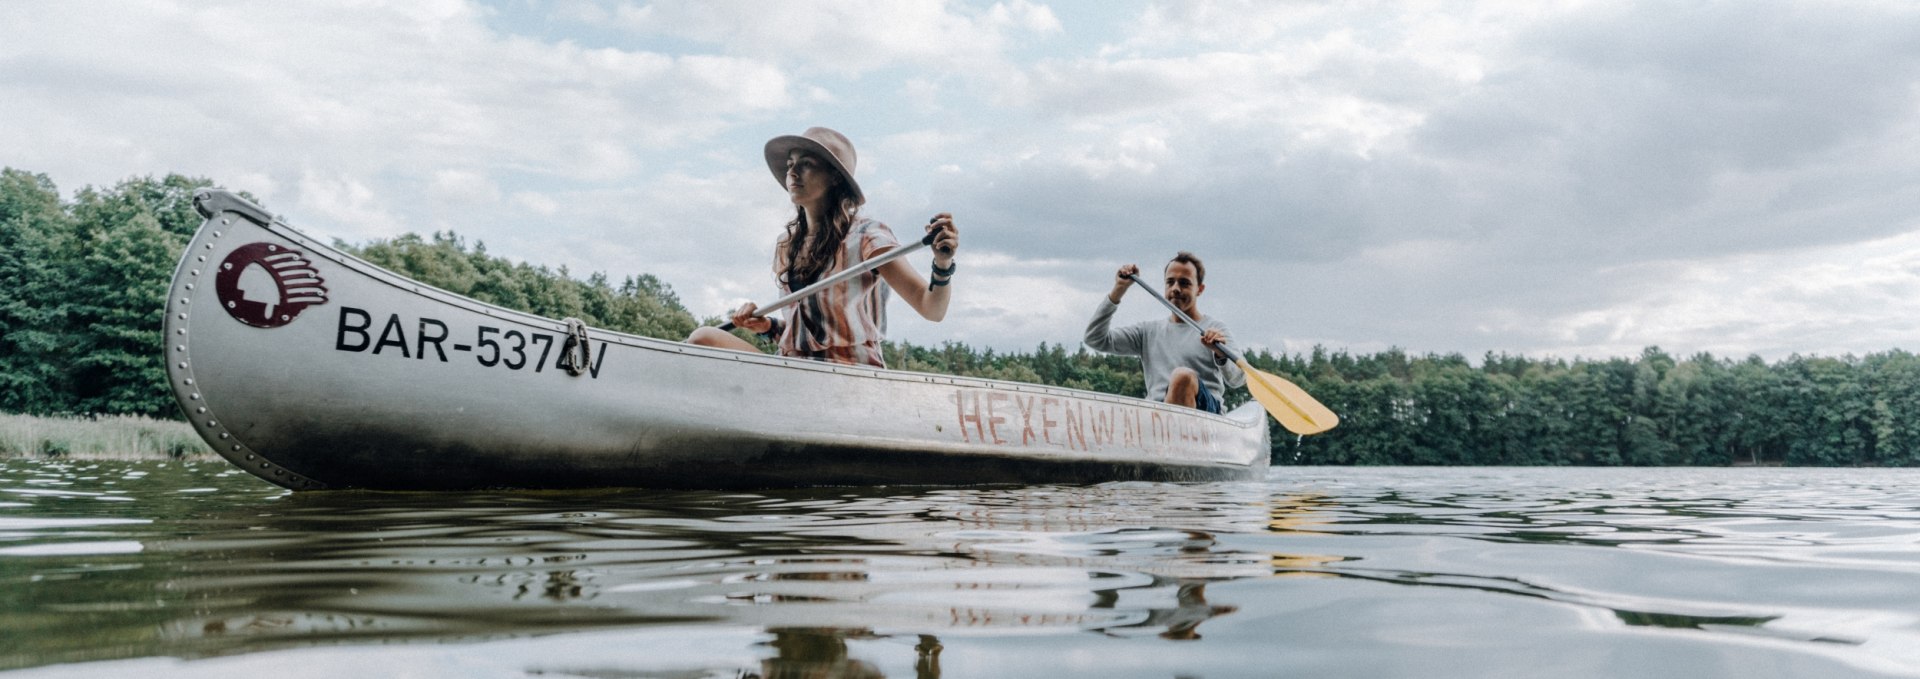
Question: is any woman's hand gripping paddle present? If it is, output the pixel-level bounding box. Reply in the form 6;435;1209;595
1126;274;1338;435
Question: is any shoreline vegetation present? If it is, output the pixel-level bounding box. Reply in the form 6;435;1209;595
0;412;211;460
4;168;1917;467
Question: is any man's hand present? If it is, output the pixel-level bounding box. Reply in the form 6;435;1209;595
1200;327;1228;361
1109;263;1139;304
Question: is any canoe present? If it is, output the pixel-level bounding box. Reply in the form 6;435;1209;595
164;189;1272;490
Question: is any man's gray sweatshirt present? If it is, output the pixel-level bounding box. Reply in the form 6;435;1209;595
1084;298;1247;404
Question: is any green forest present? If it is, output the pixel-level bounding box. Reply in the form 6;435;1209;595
4;168;1917;466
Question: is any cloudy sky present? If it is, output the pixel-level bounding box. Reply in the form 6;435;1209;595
5;0;1919;361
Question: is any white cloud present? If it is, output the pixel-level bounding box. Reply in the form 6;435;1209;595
4;0;1918;361
0;0;800;312
512;192;560;216
1525;230;1920;359
429;170;502;205
891;254;1090;350
0;1;791;189
986;1;1063;35
910;0;1920;358
602;0;1059;74
1121;0;1331;50
294;171;406;240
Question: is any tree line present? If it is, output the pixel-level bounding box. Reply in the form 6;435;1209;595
3;168;1914;466
1264;347;1920;467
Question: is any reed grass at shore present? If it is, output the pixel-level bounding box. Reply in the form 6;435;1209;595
0;413;211;460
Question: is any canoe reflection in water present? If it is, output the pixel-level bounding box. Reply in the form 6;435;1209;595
740;580;1229;679
743;592;1223;679
754;628;890;679
121;483;1333;675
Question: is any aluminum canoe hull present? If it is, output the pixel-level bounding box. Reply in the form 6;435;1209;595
164;190;1272;490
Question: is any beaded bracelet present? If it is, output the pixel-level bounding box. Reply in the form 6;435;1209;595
929;260;956;290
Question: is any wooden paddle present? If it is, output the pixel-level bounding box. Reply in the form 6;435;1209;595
718;230;938;332
1126;274;1339;435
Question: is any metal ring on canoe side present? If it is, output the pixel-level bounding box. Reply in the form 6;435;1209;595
559;317;592;376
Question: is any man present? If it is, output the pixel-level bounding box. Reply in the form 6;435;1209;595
1085;252;1246;414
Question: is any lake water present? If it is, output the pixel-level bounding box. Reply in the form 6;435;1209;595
1;461;1917;678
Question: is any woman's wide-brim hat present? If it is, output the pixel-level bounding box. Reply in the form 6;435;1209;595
764;126;864;205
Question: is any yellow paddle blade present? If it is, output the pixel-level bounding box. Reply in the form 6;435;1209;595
1238;360;1339;435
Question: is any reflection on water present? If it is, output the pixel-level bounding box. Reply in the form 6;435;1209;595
3;462;1920;677
0;462;1277;673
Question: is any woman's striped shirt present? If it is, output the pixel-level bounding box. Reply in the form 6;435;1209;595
774;218;897;368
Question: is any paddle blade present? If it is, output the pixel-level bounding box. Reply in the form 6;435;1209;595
1238;360;1339;435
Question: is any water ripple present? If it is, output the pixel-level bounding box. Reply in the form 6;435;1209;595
2;461;1918;677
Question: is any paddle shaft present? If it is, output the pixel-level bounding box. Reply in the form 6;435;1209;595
718;231;936;332
1124;273;1243;364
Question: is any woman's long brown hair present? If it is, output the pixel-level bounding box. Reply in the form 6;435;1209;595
774;177;861;290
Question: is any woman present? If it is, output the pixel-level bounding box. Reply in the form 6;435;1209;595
686;127;959;367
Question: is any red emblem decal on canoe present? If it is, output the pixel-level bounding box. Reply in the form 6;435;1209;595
214;242;329;328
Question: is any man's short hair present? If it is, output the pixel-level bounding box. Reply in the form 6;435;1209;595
1168;251;1205;285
